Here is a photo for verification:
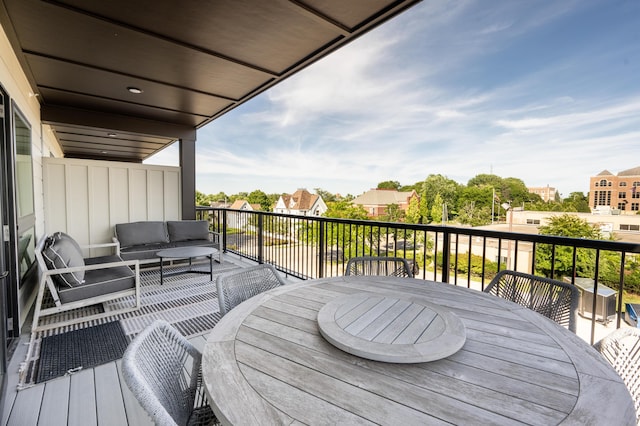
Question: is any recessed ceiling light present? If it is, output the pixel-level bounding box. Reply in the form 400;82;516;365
101;151;108;154
127;87;143;94
107;133;117;137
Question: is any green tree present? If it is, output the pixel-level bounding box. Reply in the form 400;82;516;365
467;174;502;190
381;203;404;223
405;196;421;224
562;192;590;213
421;175;460;219
377;180;401;190
247;189;272;211
324;200;368;219
430;194;444;224
195;190;211;206
314;188;337;203
456;186;493;225
535;214;602;278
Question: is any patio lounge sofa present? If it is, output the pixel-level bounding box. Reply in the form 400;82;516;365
113;220;222;264
33;232;141;332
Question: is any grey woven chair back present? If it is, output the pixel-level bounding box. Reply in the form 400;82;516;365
122;320;216;426
594;327;640;421
484;270;579;333
217;264;287;316
344;256;414;278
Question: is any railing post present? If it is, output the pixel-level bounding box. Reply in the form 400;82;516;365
258;213;264;264
442;230;450;283
222;209;227;253
318;220;325;278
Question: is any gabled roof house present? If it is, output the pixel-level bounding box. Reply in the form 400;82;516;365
274;189;327;216
352;188;419;218
230;200;261;211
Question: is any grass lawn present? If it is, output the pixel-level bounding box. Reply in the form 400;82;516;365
622;291;640;309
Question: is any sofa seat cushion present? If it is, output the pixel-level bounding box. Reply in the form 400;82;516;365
59;255;135;304
119;243;170;261
170;240;217;249
42;232;85;288
116;221;169;248
167;220;209;242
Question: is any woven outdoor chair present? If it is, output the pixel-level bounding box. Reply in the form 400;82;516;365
594;327;640;421
344;256;414;278
217;264;287;316
483;270;579;333
122;320;218;426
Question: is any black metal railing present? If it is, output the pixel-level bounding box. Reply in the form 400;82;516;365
197;207;640;343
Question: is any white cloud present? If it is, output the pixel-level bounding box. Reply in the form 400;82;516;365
144;0;640;198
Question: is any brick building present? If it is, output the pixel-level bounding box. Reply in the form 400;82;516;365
527;185;558;202
589;166;640;213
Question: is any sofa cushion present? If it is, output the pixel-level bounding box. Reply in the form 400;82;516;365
59;255;135;303
115;221;169;248
119;243;170;261
42;232;85;288
167;220;209;242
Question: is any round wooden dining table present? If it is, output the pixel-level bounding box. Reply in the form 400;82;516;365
202;276;636;425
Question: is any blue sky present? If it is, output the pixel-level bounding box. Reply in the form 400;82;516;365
146;0;640;198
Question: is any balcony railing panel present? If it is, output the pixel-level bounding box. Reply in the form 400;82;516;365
197;207;640;344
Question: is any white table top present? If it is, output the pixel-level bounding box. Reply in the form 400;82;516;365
155;246;216;259
203;276;636;425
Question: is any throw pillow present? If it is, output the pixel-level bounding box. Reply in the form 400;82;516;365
167;220;209;242
42;232;85;287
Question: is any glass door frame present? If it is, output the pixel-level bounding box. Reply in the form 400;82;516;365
0;83;10;406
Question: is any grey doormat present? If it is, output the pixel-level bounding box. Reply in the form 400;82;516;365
36;321;128;383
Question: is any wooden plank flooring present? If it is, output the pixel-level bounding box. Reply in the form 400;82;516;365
2;333;208;425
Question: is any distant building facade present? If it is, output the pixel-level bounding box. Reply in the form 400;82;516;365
351;189;419;218
528;185;557;202
589;166;640;214
274;189;327;216
229;200;261;211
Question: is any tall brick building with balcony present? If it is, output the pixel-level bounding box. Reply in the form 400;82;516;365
589;166;640;213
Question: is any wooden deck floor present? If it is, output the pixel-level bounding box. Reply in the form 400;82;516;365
1;329;210;426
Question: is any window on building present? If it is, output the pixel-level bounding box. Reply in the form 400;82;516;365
617;203;627;210
633;191;640;199
599;179;608;186
620;182;627;187
632;203;640;211
619;192;626;198
620;224;640;231
526;219;541;225
594;182;599;187
595;190;611;206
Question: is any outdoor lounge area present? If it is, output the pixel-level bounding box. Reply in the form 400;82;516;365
1;1;640;424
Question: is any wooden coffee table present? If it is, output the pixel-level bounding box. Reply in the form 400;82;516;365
156;246;216;285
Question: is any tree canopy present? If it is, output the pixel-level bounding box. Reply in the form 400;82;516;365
377;180;401;190
196;173;591;226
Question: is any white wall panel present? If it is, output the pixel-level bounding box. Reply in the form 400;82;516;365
109;168;129;227
147;170;165;221
44;163;67;232
164;171;181;220
129;168;148;221
88;166;111;256
44;158;181;246
66;165;90;243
